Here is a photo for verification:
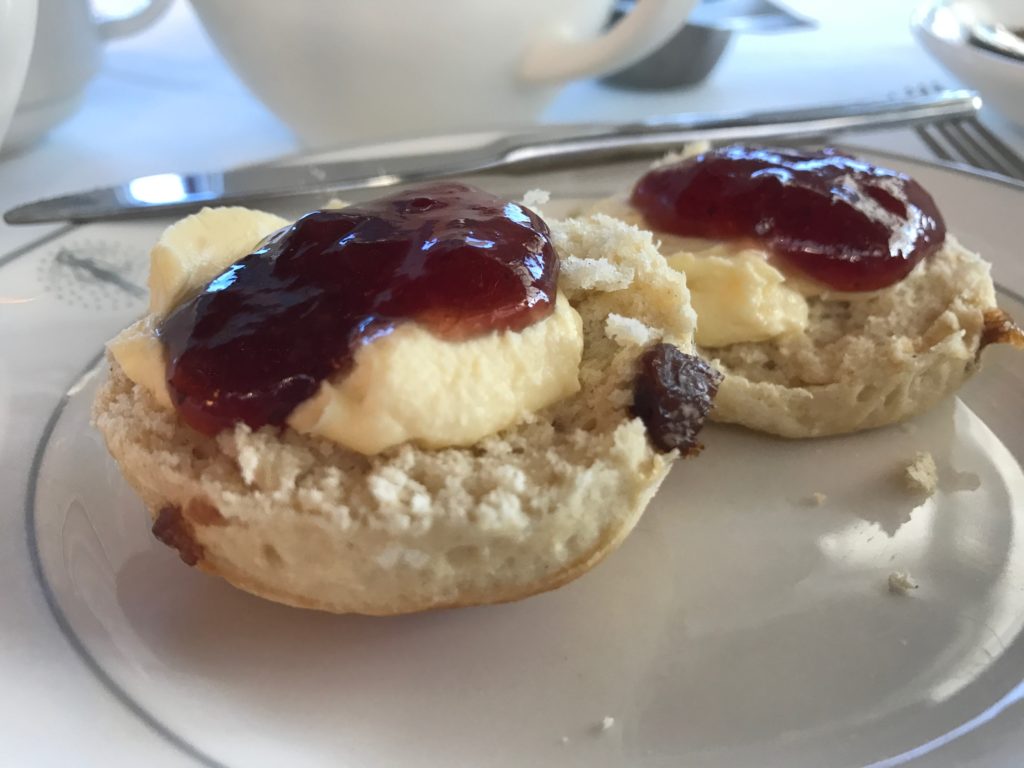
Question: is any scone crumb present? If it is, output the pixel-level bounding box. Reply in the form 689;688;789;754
600;716;615;732
560;736;570;745
237;442;260;486
560;256;635;292
653;141;710;168
605;313;659;347
905;451;938;495
888;570;919;595
806;492;827;507
521;188;551;208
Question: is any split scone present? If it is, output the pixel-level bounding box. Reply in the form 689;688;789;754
594;145;1023;438
93;182;719;615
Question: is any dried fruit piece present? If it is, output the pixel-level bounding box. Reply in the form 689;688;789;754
632;343;721;454
153;505;204;566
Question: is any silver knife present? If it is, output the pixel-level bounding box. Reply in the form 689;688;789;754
4;90;981;224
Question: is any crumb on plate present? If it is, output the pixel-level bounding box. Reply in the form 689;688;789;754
905;451;938;495
888;570;919;595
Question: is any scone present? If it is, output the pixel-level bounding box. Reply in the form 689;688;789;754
93;182;719;615
594;145;1023;438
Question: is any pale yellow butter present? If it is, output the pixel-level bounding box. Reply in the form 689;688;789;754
109;206;584;455
110;316;173;409
590;197;810;348
289;297;581;454
666;249;808;348
148;206;291;316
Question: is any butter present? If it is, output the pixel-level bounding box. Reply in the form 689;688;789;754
591;198;810;348
147;206;291;316
109;206;584;455
667;249;808;348
109;316;173;409
288;296;581;453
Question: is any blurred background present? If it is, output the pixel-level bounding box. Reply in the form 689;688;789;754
1;0;1022;252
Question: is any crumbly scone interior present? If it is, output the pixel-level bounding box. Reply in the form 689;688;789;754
709;236;995;387
705;236;1000;437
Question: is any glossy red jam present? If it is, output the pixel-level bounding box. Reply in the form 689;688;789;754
630;146;946;291
158;182;558;436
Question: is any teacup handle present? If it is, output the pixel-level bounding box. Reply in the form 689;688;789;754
521;0;697;82
97;0;174;40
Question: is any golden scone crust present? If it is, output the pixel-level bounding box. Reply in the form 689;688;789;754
93;214;700;615
707;236;1000;437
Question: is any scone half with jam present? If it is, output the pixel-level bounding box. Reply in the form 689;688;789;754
593;145;1023;438
93;182;720;615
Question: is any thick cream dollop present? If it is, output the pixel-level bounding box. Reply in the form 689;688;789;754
109;206;583;455
590;198;811;348
666;248;809;348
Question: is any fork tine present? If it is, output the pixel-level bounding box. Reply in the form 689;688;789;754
961;117;1024;180
934;119;1008;175
908;83;956;160
914;124;953;162
916;81;1024;181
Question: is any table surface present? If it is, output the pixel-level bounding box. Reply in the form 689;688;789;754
1;0;1022;257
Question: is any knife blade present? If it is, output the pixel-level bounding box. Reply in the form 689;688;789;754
4;89;981;224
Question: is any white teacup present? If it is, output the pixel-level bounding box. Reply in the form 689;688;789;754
3;0;173;154
0;0;38;149
189;0;699;148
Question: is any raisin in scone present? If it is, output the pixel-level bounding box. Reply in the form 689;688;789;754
93;183;718;615
594;145;1022;438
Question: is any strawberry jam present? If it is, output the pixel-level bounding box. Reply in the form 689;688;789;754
158;182;558;436
630;146;946;291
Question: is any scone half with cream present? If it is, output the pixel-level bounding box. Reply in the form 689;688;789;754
93;182;719;615
594;145;1023;438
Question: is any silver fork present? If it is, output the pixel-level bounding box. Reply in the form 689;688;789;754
911;82;1024;181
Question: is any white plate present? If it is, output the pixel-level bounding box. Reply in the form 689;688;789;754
3;147;1024;768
